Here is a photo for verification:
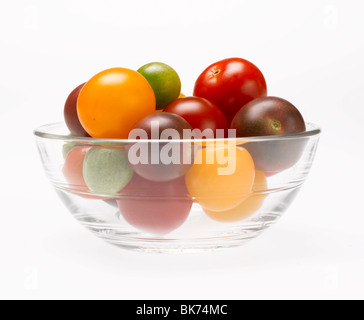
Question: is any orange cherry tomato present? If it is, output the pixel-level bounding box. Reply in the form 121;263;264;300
204;171;268;222
77;68;156;139
185;145;255;212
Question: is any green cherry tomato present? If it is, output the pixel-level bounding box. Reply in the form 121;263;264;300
83;147;134;196
138;62;181;110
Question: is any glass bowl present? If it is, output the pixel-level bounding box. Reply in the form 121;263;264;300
34;122;321;253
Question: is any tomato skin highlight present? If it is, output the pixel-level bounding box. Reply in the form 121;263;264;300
194;58;267;123
77;68;156;139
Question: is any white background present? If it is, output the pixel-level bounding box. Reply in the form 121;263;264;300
1;0;363;300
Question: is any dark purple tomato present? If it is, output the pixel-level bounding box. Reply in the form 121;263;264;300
128;112;194;182
231;97;307;174
242;138;308;174
130;112;193;139
64;83;90;137
117;175;192;235
231;96;306;137
164;97;229;138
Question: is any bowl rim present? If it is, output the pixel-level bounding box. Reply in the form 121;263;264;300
34;122;321;143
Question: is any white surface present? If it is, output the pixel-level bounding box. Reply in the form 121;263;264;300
1;0;364;300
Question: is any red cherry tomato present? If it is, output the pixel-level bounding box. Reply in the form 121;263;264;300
194;58;267;123
117;175;192;234
62;146;107;200
164;96;229;138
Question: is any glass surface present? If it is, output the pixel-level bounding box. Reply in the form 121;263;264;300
34;122;321;253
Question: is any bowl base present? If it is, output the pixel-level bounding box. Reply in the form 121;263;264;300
56;187;297;254
106;235;262;254
83;222;270;254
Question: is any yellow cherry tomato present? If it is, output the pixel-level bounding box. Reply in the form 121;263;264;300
186;145;255;212
77;68;156;139
204;171;268;222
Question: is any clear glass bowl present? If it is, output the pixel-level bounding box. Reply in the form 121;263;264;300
34;122;321;253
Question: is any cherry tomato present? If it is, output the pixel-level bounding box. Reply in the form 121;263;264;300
164;97;229;138
130;112;192;139
138;62;181;110
83;147;134;196
62;146;106;200
77;68;156;139
64;83;89;137
194;58;267;123
231;97;307;174
117;175;192;234
62;141;78;159
128;112;194;181
204;171;267;222
185;145;255;212
243;139;308;174
231;97;306;137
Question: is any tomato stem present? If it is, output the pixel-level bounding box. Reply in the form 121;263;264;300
212;69;221;77
270;120;282;132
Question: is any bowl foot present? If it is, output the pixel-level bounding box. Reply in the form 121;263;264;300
85;224;269;254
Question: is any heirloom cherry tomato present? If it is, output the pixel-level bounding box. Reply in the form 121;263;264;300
204;171;268;223
231;96;307;174
243;139;308;174
117;175;192;234
164;97;229;138
138;62;181;110
194;58;267;123
62;146;107;200
131;112;192;139
62;140;78;159
231;97;306;137
77;68;156;139
64;83;89;137
186;145;255;212
63;146;90;195
83;147;134;196
128;112;194;181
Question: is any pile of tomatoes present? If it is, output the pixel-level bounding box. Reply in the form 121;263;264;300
63;58;307;235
